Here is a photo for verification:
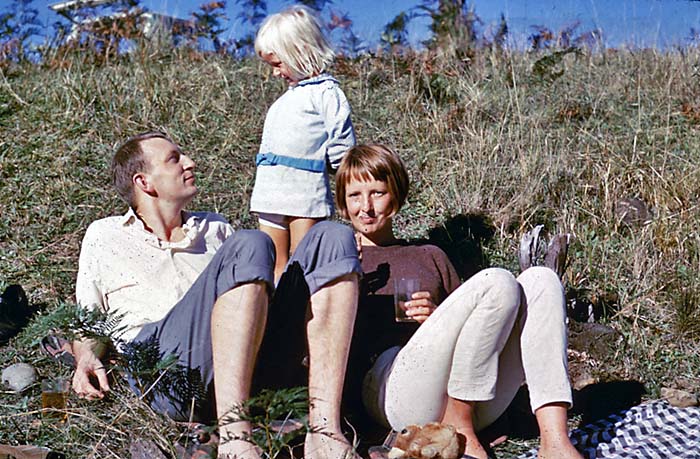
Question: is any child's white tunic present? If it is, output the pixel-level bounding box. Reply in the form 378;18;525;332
250;73;355;218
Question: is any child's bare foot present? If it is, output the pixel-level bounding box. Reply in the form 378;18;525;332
304;431;361;459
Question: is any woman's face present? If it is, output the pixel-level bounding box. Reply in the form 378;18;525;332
344;176;396;238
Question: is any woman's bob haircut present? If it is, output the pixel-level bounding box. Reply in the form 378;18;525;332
255;5;335;81
335;144;410;220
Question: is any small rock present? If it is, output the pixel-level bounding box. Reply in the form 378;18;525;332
615;197;652;226
661;387;699;408
569;322;621;360
2;362;38;392
673;376;699;393
568;360;598;390
130;439;168;459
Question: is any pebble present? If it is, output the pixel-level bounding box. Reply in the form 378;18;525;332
2;362;38;392
661;387;699;408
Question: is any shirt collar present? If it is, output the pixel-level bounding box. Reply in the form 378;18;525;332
120;207;139;226
121;208;200;226
120;208;201;248
294;73;337;88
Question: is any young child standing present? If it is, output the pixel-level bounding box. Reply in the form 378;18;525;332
250;4;356;281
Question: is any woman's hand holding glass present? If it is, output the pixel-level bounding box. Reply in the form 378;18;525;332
404;291;437;323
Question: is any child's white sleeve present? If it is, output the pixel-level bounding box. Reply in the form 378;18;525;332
321;86;356;170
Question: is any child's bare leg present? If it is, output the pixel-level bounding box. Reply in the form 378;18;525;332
441;396;489;459
258;224;289;282
535;403;583;459
289;217;324;256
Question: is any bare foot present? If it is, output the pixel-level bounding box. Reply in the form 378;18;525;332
304;431;361;459
217;438;262;459
217;427;262;459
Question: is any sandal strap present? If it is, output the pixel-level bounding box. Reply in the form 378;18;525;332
382;430;398;449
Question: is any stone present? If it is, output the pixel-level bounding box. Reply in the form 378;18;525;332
2;362;38;392
567;352;598;391
569;322;621;360
673;376;699;393
129;439;168;459
615;197;652;226
661;387;699;408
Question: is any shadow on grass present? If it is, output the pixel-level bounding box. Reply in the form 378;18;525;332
411;213;496;280
489;380;647;444
573;380;646;425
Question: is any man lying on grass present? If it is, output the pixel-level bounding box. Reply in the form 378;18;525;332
70;131;362;459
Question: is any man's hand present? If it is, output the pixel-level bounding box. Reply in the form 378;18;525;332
405;291;438;324
71;339;110;399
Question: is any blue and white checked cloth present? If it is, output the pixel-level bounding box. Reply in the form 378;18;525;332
517;400;700;458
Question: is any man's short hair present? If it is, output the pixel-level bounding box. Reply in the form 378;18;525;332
335;144;410;220
111;131;171;208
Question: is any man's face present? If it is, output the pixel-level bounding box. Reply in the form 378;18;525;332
138;137;197;206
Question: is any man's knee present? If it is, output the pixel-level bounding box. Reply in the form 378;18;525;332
303;221;356;253
221;229;275;265
286;221;359;295
226;229;274;253
215;230;275;292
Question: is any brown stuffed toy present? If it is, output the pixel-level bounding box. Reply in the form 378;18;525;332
387;422;461;459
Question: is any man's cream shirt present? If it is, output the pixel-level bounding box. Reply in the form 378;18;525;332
75;208;234;342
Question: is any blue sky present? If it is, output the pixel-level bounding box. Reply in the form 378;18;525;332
12;0;700;49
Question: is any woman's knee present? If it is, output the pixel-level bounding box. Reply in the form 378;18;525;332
518;266;561;288
517;266;565;314
473;267;520;301
518;266;564;300
445;268;520;319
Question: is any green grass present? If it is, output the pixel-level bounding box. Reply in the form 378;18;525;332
1;42;699;457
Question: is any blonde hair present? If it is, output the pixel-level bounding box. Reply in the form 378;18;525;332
335;144;410;220
255;5;335;81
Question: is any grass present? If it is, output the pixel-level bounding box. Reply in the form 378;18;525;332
1;41;699;457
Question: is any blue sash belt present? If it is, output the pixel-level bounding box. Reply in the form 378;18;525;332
256;153;325;173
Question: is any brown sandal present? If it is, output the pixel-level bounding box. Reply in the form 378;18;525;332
40;335;75;367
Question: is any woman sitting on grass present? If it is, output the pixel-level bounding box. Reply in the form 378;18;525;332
337;144;583;459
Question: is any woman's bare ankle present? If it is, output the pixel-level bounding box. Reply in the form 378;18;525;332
537;441;583;459
460;432;488;459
